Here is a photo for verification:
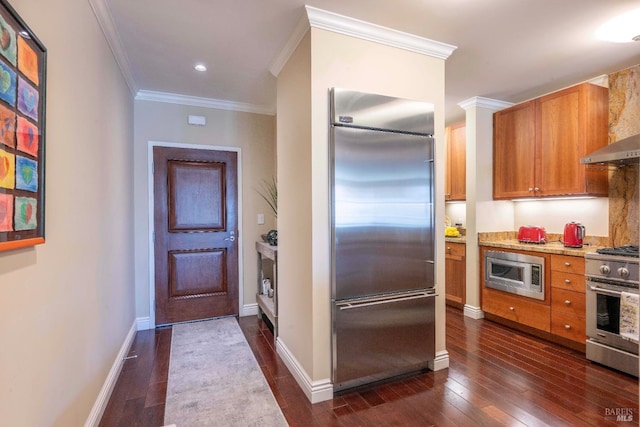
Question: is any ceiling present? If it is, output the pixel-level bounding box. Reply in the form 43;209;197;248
101;0;640;125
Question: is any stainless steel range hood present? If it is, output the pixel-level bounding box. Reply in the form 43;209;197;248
580;133;640;166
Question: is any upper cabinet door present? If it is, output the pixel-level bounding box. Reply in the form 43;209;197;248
493;101;536;199
535;84;608;197
446;122;466;201
536;86;582;196
493;83;609;200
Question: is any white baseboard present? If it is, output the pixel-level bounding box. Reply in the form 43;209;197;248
463;304;485;320
431;350;449;371
136;316;151;331
276;338;333;403
84;320;137;427
241;302;259;317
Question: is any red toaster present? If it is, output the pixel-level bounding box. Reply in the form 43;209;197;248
517;226;547;244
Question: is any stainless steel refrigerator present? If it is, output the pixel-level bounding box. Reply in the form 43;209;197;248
330;88;436;391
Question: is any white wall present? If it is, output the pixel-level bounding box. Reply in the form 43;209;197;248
276;31;313;373
447;198;609;237
133;101;276;323
514;198;609;236
445;202;466;227
0;0;134;425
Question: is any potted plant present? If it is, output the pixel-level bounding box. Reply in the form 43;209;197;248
258;177;277;245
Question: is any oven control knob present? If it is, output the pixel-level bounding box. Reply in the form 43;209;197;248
599;265;610;275
617;267;630;278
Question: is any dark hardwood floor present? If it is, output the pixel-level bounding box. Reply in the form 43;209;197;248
99;306;638;426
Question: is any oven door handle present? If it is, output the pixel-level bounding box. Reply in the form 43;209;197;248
588;285;623;297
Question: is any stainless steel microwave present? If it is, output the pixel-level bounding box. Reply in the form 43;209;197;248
484;250;545;300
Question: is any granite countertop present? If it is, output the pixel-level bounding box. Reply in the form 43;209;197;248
445;236;466;244
478;239;602;257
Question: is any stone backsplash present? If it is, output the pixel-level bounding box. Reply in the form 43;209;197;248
608;65;640;246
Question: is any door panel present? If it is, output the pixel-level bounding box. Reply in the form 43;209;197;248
493;101;536;199
332;291;435;391
154;146;238;325
331;127;434;300
169;161;225;231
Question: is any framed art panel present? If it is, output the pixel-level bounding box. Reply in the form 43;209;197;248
0;0;46;251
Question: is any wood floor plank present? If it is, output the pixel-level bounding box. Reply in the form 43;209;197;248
99;306;638;426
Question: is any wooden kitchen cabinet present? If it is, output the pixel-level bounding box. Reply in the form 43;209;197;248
445;242;465;308
445;123;466;201
493;83;609;199
480;247;588;350
493;101;536;199
480;246;551;332
550;254;586;345
482;287;551;332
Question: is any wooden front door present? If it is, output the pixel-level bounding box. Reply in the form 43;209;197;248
153;146;239;325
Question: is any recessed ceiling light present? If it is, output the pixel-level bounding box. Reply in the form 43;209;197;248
194;63;207;72
596;8;640;42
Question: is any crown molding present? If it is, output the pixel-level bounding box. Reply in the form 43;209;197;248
135;90;276;116
269;11;310;77
269;6;457;77
305;6;457;60
88;0;137;96
458;96;514;111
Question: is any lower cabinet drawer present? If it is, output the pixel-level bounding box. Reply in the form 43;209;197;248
482;289;550;332
551;271;585;293
551;255;585;275
551;311;586;343
551;288;586;317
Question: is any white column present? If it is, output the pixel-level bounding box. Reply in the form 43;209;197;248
457;97;514;319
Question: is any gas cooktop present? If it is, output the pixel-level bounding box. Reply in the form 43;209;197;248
596;245;639;258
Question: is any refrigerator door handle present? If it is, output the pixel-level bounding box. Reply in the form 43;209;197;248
337;291;437;310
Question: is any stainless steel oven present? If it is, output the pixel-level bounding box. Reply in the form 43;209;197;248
585;247;639;377
485;250;545;300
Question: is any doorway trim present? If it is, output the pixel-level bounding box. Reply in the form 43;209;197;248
147;140;244;329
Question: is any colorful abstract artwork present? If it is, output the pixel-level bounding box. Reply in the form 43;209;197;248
0;1;46;251
0;193;12;231
17;76;37;121
16;116;37;156
14;196;36;230
0;58;15;106
15;155;36;192
0;102;14;147
0;148;14;189
0;12;16;66
17;36;37;85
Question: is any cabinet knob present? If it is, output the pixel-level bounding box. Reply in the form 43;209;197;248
564;300;571;305
447;247;451;251
534;187;540;192
564;262;571;267
564;325;571;330
565;279;571;284
528;187;533;192
509;306;515;311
